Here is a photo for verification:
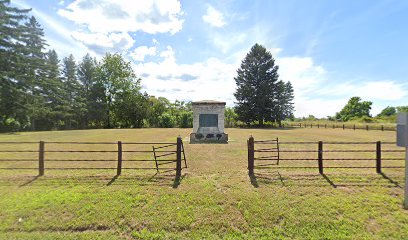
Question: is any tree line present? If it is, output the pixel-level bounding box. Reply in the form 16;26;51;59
0;1;194;132
1;1;295;132
295;97;407;123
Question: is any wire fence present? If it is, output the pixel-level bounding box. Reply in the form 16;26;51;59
282;123;396;131
0;137;187;177
247;137;405;174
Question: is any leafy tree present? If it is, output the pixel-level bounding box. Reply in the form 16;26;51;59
397;106;408;113
225;107;238;128
95;53;144;128
335;97;372;121
377;106;396;117
234;43;294;126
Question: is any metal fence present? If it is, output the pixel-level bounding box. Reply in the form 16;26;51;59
283;123;396;131
0;137;187;177
247;136;405;174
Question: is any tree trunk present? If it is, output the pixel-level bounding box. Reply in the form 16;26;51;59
259;118;264;127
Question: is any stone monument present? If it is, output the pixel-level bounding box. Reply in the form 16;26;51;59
190;100;228;143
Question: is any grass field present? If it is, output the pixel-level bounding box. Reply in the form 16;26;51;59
0;128;407;239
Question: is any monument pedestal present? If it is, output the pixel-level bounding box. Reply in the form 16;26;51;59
189;100;228;144
190;132;228;143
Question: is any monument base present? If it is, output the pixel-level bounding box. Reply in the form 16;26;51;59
190;132;228;144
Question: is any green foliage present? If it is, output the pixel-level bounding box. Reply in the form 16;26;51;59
396;106;408;113
335;97;372;121
377;106;396;117
225;107;238;127
158;113;176;128
234;43;294;126
179;111;193;128
95;53;144;128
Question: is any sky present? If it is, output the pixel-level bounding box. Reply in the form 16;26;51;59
12;0;408;117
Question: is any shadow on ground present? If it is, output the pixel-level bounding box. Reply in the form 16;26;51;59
249;171;404;188
0;172;187;188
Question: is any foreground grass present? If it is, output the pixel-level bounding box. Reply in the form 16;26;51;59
0;128;407;239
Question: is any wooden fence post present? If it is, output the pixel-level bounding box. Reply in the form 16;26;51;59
333;124;335;129
117;141;122;175
318;141;323;174
381;125;384;131
299;123;301;128
317;124;320;128
38;141;45;176
353;124;356;130
366;125;369;131
343;124;345;130
376;141;381;174
176;137;182;177
248;136;254;175
325;124;327;128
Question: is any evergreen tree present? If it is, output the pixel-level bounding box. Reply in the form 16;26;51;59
274;81;295;126
0;0;30;131
20;16;48;130
43;49;67;129
234;43;292;126
78;53;98;127
61;54;84;129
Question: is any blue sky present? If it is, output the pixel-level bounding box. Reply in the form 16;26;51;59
12;0;408;117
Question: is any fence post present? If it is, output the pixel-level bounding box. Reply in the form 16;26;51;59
353;124;356;130
38;141;45;176
333;124;335;129
381;125;384;131
117;141;122;175
317;124;320;128
366;125;369;131
248;136;255;175
325;124;327;128
376;141;381;174
318;141;323;174
343;124;345;130
299;123;301;128
176;137;182;177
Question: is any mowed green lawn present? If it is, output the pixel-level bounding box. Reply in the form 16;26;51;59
0;128;407;239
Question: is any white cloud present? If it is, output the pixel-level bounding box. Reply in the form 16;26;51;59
130;46;157;62
203;5;226;27
134;46;238;104
318;80;407;101
58;0;184;34
71;32;134;54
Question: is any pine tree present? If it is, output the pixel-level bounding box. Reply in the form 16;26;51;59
0;0;30;131
20;16;48;130
62;54;83;129
274;81;295;126
43;49;68;129
77;53;97;128
234;43;279;126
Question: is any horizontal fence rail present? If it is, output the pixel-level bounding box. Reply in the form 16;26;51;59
248;137;405;175
0;137;187;177
279;123;396;132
